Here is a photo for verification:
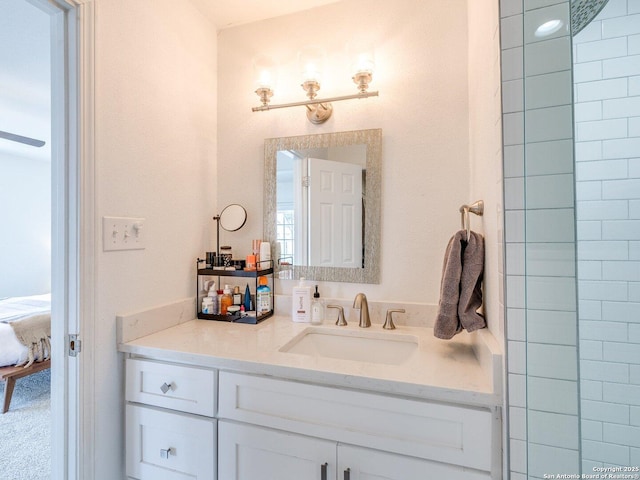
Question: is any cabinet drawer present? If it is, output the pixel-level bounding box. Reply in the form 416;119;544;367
218;371;495;472
126;404;216;480
126;358;216;416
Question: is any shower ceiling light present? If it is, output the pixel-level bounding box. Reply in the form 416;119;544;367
535;19;564;37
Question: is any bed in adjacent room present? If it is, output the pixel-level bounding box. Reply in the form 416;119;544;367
0;293;51;413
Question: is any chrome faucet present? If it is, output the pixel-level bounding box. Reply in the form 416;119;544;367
353;293;371;328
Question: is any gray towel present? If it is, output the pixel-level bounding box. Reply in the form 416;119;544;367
434;230;486;339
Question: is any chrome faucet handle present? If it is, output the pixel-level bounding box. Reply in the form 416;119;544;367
383;309;405;330
327;305;347;326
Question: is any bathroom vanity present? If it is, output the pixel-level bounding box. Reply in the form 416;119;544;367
119;313;502;480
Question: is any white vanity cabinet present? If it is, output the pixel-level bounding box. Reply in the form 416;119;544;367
217;371;497;480
124;359;500;480
124;358;217;480
218;422;493;480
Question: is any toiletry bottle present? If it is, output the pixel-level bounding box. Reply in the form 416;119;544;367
243;284;253;311
202;296;213;314
259;241;271;269
207;282;218;316
292;277;312;322
220;246;233;267
200;279;212;304
310;285;324;325
216;289;223;314
233;286;242;305
221;285;233;315
256;276;271;315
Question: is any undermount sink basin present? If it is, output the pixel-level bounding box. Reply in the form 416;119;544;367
279;327;419;365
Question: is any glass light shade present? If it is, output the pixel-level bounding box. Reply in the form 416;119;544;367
299;46;325;84
348;41;375;76
253;56;276;90
352;51;375;75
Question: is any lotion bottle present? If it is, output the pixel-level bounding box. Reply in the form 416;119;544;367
292;277;312;323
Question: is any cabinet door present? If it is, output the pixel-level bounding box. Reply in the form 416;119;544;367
337;445;492;480
218;421;336;480
126;404;216;480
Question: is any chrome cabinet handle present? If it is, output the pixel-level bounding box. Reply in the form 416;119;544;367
321;462;328;480
160;382;173;394
160;447;174;459
344;467;351;480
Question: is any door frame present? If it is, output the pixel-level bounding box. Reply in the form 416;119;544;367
39;0;96;478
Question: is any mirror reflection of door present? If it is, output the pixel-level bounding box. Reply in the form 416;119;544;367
307;158;363;268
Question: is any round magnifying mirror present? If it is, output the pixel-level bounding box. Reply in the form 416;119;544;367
219;204;247;232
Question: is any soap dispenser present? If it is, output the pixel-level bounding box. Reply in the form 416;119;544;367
310;285;324;325
291;277;312;323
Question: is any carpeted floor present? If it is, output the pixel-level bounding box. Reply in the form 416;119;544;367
0;368;51;480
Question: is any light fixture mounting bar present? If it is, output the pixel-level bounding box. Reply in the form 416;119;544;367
252;91;379;112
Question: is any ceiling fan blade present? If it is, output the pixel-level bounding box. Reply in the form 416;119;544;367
0;130;46;147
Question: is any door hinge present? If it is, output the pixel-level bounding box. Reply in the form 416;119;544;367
302;175;310;187
68;334;81;357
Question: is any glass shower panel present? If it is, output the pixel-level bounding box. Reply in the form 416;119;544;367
573;0;640;473
522;1;581;477
504;0;639;478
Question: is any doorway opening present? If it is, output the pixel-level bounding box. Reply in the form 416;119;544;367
0;0;92;478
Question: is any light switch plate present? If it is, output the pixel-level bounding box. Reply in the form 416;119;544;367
102;216;146;251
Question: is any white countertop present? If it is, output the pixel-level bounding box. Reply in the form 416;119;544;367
119;315;502;408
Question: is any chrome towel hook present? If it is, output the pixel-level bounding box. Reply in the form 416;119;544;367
459;200;484;241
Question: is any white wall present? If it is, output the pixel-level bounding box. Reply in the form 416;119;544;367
0;0;51;298
0;157;51;297
217;0;471;306
93;1;217;478
468;0;504;340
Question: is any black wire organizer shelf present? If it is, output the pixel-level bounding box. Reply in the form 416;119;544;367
195;259;274;324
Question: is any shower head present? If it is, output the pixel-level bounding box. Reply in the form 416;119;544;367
571;0;610;35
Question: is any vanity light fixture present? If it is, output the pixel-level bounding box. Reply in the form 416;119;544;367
252;46;379;124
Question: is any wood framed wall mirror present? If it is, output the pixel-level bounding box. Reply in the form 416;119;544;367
264;129;381;284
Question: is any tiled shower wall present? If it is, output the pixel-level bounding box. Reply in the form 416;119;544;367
501;0;580;478
573;0;640;471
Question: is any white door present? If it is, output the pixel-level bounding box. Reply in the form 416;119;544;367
218;421;336;480
337;445;492;480
308;158;363;268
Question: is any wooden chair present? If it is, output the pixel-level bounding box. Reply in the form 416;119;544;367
0;359;51;413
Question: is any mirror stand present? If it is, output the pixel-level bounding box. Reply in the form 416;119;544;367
214;204;247;256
